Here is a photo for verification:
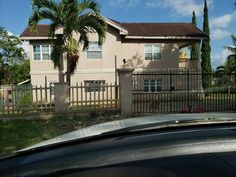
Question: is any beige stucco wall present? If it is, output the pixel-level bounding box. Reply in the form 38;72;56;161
28;26;183;86
120;42;179;70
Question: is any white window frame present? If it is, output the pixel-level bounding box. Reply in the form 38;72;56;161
87;41;102;59
33;45;51;61
41;45;51;60
144;79;162;92
144;44;162;60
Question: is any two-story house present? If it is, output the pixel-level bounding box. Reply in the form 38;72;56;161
20;18;207;90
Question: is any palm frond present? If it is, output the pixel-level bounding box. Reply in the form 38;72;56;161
32;0;60;13
29;0;61;32
48;22;59;38
78;0;101;15
227;54;236;61
224;35;236;54
28;12;41;31
28;9;61;32
60;0;79;42
62;0;78;14
64;38;80;54
224;45;236;53
51;35;64;69
231;34;236;46
78;30;89;50
64;37;80;74
51;46;61;69
68;55;79;74
76;13;106;47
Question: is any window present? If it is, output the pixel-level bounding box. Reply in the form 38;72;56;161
33;45;51;61
144;79;162;92
145;44;161;60
84;80;105;92
33;45;41;60
42;45;50;60
87;42;102;59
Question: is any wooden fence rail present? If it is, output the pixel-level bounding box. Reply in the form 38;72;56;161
69;83;119;112
0;83;120;115
0;86;54;115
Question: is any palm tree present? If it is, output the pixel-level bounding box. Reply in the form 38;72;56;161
225;35;236;54
224;35;236;74
28;0;107;84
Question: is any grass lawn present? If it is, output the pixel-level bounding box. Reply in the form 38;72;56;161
0;114;123;155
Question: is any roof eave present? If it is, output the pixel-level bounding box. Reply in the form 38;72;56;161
104;17;128;35
20;36;54;40
125;36;208;40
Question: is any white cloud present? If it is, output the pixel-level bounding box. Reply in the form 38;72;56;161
210;12;236;29
7;31;13;36
211;29;231;40
145;0;214;17
109;0;140;8
212;49;231;68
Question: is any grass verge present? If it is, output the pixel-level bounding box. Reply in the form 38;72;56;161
0;114;123;155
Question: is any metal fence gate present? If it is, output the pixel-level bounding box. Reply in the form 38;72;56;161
132;70;236;113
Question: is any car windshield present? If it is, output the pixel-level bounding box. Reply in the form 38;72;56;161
0;0;236;157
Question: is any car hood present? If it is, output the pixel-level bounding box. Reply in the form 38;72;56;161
20;112;236;151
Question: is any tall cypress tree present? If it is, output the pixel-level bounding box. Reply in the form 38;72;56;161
201;0;212;88
190;11;199;60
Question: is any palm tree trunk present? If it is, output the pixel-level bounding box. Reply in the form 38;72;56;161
58;54;64;83
66;53;71;86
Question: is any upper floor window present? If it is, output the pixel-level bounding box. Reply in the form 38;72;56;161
145;44;161;60
42;45;50;60
33;45;51;61
33;45;41;60
87;42;102;59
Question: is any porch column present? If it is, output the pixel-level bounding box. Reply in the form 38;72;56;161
117;68;135;115
54;83;69;113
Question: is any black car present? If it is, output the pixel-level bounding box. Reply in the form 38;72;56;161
1;113;236;177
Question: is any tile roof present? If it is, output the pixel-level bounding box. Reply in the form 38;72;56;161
119;23;208;38
20;25;50;37
20;20;208;38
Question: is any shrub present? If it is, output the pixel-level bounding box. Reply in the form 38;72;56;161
18;93;33;105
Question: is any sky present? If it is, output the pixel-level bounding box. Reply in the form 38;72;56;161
0;0;235;68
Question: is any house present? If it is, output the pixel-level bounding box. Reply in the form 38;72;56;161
20;18;207;91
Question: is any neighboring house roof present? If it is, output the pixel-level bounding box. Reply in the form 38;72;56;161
20;25;51;40
20;18;208;40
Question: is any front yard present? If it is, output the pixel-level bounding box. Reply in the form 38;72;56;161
0;114;123;155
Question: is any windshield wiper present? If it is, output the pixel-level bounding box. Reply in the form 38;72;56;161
101;117;236;136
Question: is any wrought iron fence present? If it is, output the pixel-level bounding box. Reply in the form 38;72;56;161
132;70;236;113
